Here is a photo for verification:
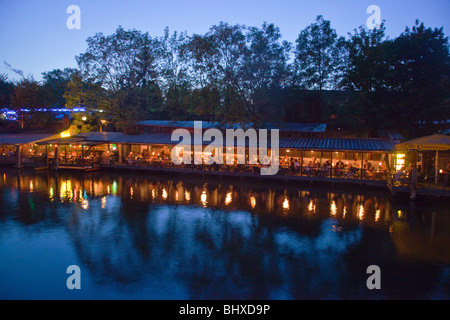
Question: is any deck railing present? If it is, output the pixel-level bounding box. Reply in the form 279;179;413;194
388;171;449;194
106;157;390;182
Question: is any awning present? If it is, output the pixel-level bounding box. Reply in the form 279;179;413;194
34;132;398;152
279;137;395;152
0;134;57;145
395;134;450;151
35;136;103;146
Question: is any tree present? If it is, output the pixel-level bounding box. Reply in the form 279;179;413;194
341;21;450;134
76;26;163;128
11;77;47;128
0;74;14;110
294;16;344;91
243;22;291;124
339;23;396;131
64;71;110;132
158;28;192;120
186;22;248;124
389;21;450;134
341;23;389;92
42;68;78;109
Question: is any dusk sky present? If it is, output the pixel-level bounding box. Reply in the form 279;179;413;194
1;0;449;81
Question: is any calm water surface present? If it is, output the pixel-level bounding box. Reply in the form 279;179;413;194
0;168;449;300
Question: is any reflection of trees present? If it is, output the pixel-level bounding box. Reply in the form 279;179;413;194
66;197;364;299
1;169;447;299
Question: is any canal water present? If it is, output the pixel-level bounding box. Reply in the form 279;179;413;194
0;168;448;300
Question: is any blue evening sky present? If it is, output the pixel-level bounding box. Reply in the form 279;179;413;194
0;0;449;81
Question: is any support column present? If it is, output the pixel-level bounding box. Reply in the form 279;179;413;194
435;150;439;184
330;151;333;178
119;144;124;164
410;150;417;200
300;151;304;176
361;153;364;179
16;145;22;169
55;146;59;171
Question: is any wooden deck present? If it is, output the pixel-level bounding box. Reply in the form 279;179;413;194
13;162;449;198
103;163;389;189
387;179;450;198
34;165;101;173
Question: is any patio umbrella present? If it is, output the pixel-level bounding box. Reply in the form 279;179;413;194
396;134;450;184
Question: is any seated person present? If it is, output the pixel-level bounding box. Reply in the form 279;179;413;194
347;165;356;178
366;166;375;179
394;166;406;181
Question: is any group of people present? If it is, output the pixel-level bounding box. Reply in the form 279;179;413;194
0;149;15;157
395;161;450;185
279;156;386;179
127;149;170;165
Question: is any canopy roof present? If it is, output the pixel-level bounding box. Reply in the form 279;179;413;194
395;134;450;151
36;131;395;152
279;137;395;152
0;134;56;145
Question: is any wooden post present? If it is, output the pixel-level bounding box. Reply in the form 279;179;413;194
55;146;59;171
16;145;22;168
330;151;333;178
361;153;364;179
46;145;49;168
435;150;439;184
119;144;123;164
300;150;304;176
410;150;417;200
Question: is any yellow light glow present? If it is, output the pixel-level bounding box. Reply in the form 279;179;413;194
162;188;168;200
101;196;107;209
283;198;289;210
225;192;232;206
358;204;364;220
185;191;191;202
201;191;207;207
60;180;73;201
396;154;406;171
250;196;256;209
330;201;337;216
375;209;380;221
81;199;89;210
308;200;316;213
60;130;71;138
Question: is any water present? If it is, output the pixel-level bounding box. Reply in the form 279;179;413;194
0;168;449;300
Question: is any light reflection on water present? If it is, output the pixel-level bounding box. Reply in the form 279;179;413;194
0;169;449;300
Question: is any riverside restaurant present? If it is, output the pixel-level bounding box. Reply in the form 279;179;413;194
2;123;450;196
23;130;398;185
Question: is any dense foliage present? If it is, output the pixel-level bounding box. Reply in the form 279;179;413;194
1;17;449;136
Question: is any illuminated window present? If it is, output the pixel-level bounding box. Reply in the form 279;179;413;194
395;154;405;170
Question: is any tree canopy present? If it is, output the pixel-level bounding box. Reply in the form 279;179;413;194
0;17;448;137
